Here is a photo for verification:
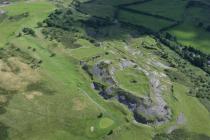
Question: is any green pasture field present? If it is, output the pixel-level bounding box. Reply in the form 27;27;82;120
118;10;174;31
127;0;188;20
84;0;143;6
79;3;115;18
168;6;210;54
169;23;210;54
80;0;210;54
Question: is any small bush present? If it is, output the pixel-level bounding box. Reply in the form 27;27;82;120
22;27;35;36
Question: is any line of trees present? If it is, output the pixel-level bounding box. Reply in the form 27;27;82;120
157;32;210;74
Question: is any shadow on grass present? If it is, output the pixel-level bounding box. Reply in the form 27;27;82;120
0;122;9;140
26;82;56;95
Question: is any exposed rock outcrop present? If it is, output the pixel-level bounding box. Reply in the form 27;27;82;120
90;60;171;125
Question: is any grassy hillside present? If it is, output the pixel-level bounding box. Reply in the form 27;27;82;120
0;1;55;47
79;0;210;54
0;0;210;140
